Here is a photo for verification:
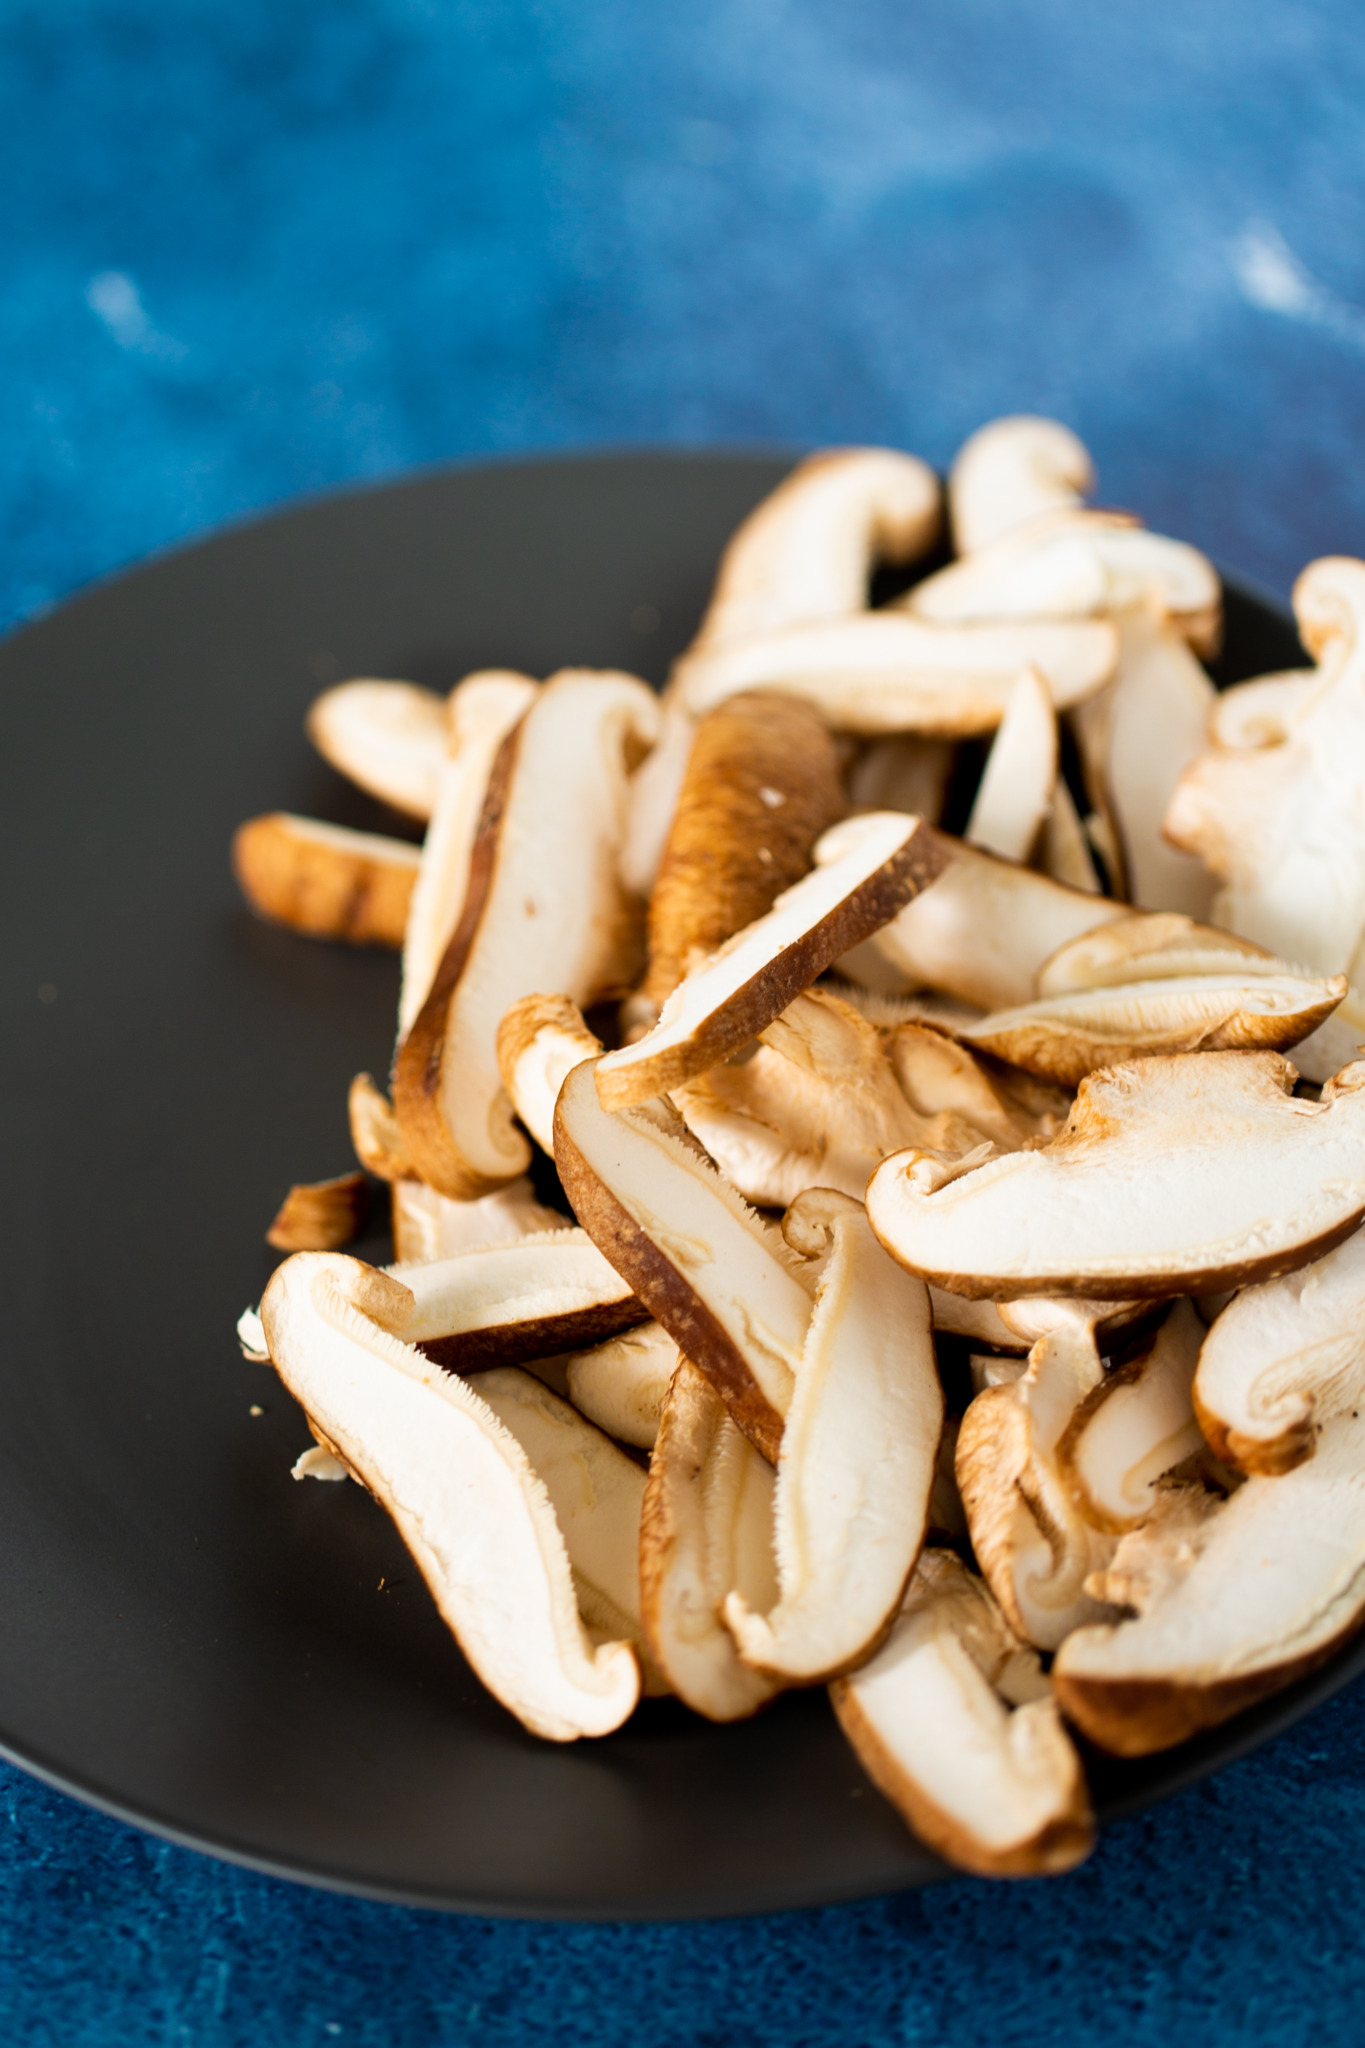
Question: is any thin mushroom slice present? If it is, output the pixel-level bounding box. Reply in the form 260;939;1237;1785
387;1230;647;1372
618;699;695;902
830;1548;1094;1879
348;1073;411;1182
1069;601;1217;915
723;1190;941;1683
960;971;1346;1088
554;1058;816;1461
847;733;956;826
1194;1222;1365;1478
672;612;1118;736
231;814;421;948
964;666;1058;864
305;678;450;821
1059;1299;1207;1531
267;1172;369;1252
641;691;846;1013
885;1020;1069;1151
689;447;941;651
393;669;660;1197
561;1321;680;1451
866;1051;1365;1301
497;995;605;1157
390;1177;567;1265
260;1253;639;1740
1042;777;1102;894
1036;914;1278;997
949;416;1094;556
851;833;1124;1012
909;509;1221;652
1210;669;1316;750
639;1359;781;1721
471;1366;666;1693
398;672;538;1038
594;812;947;1113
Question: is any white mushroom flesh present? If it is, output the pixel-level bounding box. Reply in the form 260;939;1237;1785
305;678;450;820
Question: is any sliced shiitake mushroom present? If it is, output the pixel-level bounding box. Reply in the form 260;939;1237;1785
232;814;421;948
964;666;1058;864
305;678;450;821
560;1320;680;1451
1036;914;1277;997
594;812;946;1113
348;1073;410;1182
389;1176;567;1266
554;1058;815;1461
639;1359;781;1721
388;1230;647;1372
949;416;1094;556
260;1252;639;1739
497;994;605;1156
722;1190;941;1682
867;1051;1365;1300
393;670;660;1198
831;1548;1094;1878
266;1171;369;1252
847;733;957;826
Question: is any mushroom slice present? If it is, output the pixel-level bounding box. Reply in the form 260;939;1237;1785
867;1051;1365;1301
1069;601;1217;915
1042;778;1102;894
1194;1221;1365;1477
388;1229;647;1372
260;1253;639;1740
847;733;956;825
554;1059;815;1461
964;666;1058;863
266;1171;369;1252
398;672;538;1038
1036;913;1277;997
393;670;660;1197
910;510;1220;652
594;813;947;1112
231;814;421;948
1058;1299;1207;1530
305;678;450;821
561;1320;680;1451
960;972;1346;1088
1054;1326;1365;1757
931;1292;1031;1352
639;1359;781;1720
672;613;1118;736
689;447;941;650
854;834;1125;1011
949;416;1094;555
1210;669;1316;750
497;995;605;1157
1164;558;1365;976
830;1548;1094;1878
641;691;846;1011
723;1190;941;1681
619;699;695;900
389;1176;567;1265
885;1020;1069;1150
348;1074;410;1182
471;1365;665;1690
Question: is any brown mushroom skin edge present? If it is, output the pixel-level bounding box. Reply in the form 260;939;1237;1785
1190;1382;1317;1479
417;1295;651;1376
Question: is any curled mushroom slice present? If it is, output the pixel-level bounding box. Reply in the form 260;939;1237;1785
305;678;450;821
594;812;946;1113
852;833;1125;1011
1059;1299;1207;1530
389;1177;567;1265
641;691;846;1012
497;995;605;1157
964;666;1058;863
911;510;1220;652
266;1171;369;1252
960;972;1346;1088
847;733;956;826
554;1059;815;1461
672;613;1118;737
689;447;941;651
260;1253;639;1740
398;672;538;1038
232;814;421;948
561;1320;679;1451
348;1073;410;1182
830;1548;1094;1878
886;1020;1069;1150
949;416;1094;556
1210;669;1316;750
867;1052;1365;1301
1194;1222;1365;1477
472;1365;665;1691
1036;914;1277;997
388;1230;647;1372
1069;602;1217;915
393;670;660;1198
639;1359;781;1720
722;1190;940;1682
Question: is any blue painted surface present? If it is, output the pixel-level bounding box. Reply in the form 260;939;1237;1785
4;2;1365;2039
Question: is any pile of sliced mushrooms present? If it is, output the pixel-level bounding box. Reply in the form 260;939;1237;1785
233;417;1365;1881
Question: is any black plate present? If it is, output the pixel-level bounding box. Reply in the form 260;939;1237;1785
0;450;1336;1920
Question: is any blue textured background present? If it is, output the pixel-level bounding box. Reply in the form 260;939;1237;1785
5;2;1365;2040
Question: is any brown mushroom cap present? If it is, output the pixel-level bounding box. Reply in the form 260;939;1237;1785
867;1051;1365;1300
232;813;421;948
